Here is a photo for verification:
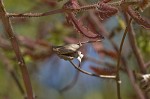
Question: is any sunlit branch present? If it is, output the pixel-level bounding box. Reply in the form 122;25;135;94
69;60;116;79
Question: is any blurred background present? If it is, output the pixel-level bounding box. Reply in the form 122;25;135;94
0;0;150;99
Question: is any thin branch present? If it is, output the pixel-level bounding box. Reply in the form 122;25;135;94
126;65;146;99
79;1;146;98
0;1;34;99
120;53;146;99
125;12;149;98
0;50;25;96
8;9;64;18
87;8;146;98
88;8;146;98
69;60;116;79
116;17;132;99
77;39;104;45
126;15;146;73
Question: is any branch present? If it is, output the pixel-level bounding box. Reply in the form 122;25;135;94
0;1;34;99
116;17;132;99
7;1;141;18
79;1;146;98
124;13;148;98
69;60;116;79
8;9;64;18
126;15;146;73
0;50;25;96
126;66;146;99
77;39;104;45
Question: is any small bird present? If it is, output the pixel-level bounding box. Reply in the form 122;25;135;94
52;39;103;61
52;43;82;61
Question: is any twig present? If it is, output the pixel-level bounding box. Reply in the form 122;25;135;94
120;53;146;99
127;19;146;73
125;13;148;98
8;9;64;18
0;1;34;99
80;1;146;98
116;17;132;99
0;50;25;96
126;65;146;99
88;8;146;98
69;60;116;79
77;39;104;45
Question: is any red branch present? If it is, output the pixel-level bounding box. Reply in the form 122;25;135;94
0;1;34;99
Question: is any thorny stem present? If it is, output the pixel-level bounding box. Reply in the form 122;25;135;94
0;1;34;99
69;60;116;79
116;18;132;99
